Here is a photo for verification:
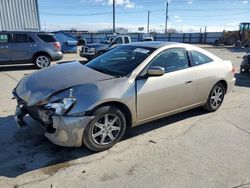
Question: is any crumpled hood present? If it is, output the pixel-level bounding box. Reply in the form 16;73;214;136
15;61;114;106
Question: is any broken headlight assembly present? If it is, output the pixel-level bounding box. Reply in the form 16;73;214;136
44;97;76;116
44;88;76;116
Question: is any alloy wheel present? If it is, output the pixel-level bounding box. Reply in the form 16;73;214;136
210;86;224;109
36;56;50;68
91;114;121;145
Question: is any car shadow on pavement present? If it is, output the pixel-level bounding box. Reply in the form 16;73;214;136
0;108;208;178
235;73;250;88
0;65;37;72
226;47;248;53
125;107;208;139
0;115;94;178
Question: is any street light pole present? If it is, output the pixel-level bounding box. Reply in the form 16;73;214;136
165;1;169;33
147;10;150;34
113;0;115;34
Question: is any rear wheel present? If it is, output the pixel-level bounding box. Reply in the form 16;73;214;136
34;54;51;69
224;35;237;45
83;105;126;152
203;82;225;112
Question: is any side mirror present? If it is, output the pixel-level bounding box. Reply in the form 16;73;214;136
147;66;165;77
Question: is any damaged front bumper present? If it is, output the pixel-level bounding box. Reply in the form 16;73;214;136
45;115;93;147
14;104;94;147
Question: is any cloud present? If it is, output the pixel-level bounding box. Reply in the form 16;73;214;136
174;16;182;22
99;0;136;8
125;3;135;8
242;0;248;3
187;0;193;4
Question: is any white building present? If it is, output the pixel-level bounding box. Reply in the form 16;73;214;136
0;0;40;31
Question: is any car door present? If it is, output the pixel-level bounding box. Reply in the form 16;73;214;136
11;34;35;61
188;50;217;102
136;48;198;122
0;34;12;62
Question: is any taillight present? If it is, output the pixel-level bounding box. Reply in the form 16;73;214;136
231;67;236;73
53;42;61;51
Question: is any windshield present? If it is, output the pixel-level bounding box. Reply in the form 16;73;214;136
86;45;155;77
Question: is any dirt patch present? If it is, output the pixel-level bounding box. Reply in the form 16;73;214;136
41;161;73;175
100;173;119;182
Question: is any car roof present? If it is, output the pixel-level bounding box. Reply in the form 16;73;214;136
125;41;178;49
0;31;53;35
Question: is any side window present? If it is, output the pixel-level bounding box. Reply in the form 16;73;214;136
113;37;123;44
0;34;10;43
189;50;212;66
124;37;130;43
150;48;189;73
13;34;33;43
38;34;57;42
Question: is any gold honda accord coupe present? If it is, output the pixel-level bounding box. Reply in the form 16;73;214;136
13;42;235;151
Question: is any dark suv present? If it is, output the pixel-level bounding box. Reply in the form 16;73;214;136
240;53;250;73
0;31;63;69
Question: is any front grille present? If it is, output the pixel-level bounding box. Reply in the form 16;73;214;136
26;106;53;126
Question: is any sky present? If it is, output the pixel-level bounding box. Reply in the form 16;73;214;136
38;0;250;33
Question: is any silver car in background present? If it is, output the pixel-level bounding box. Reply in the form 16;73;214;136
13;42;235;151
0;31;63;69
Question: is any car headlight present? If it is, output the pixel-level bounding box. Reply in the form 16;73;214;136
89;48;95;52
44;97;76;115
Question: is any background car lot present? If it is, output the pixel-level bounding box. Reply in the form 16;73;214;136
0;45;250;188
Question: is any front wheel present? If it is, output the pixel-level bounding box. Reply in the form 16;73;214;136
203;82;225;112
83;105;126;152
34;55;51;69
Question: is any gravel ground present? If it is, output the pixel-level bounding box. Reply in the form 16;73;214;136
0;45;250;188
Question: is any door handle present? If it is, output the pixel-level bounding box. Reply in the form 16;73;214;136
30;44;37;47
185;81;192;84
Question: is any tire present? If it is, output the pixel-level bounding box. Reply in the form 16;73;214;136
83;105;126;152
203;82;225;112
224;35;237;45
34;54;51;69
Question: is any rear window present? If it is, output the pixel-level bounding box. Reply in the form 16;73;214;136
38;34;57;42
13;34;33;43
189;50;213;66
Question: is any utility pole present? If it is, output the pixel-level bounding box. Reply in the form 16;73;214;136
147;10;150;34
165;1;169;33
113;0;115;34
